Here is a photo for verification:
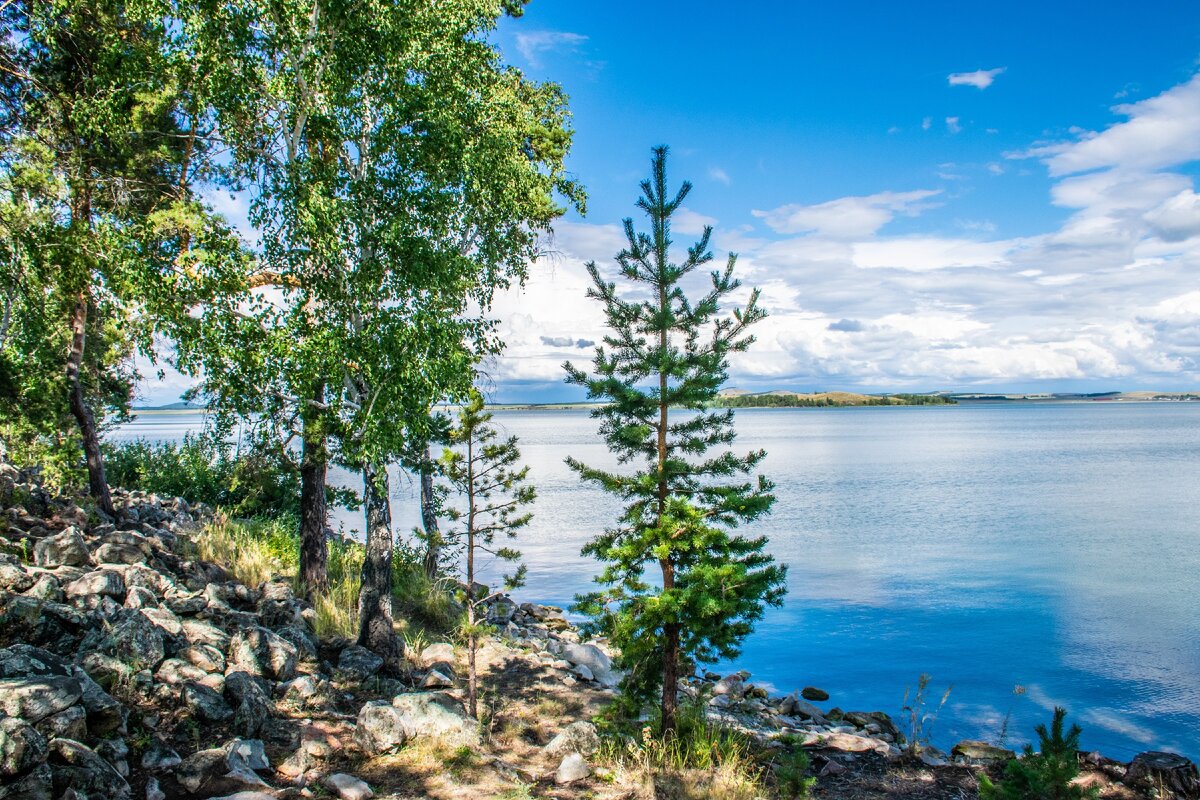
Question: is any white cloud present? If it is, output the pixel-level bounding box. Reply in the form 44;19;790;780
922;117;932;131
673;207;719;236
752;189;941;238
947;67;1006;90
1026;72;1200;176
1144;189;1200;242
946;116;962;134
708;167;731;185
514;30;588;67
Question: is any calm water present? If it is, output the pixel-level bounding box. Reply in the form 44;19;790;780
115;403;1200;759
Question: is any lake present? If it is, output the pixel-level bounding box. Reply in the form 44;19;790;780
114;402;1200;759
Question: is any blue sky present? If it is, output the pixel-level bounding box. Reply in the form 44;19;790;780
148;2;1200;404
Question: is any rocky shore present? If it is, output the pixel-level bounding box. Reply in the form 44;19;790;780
1;460;1196;800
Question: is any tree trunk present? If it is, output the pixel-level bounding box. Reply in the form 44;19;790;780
466;438;478;718
357;461;402;670
299;388;328;593
66;292;114;518
420;445;440;579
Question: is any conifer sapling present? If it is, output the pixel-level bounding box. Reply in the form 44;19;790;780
440;390;534;719
565;146;786;734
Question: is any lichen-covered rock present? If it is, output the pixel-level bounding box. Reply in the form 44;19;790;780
0;718;48;778
47;738;131;800
183;681;234;722
0;762;52;800
94;543;145;566
65;570;125;600
227;626;297;682
224;672;272;738
0;562;34;592
103;613;166;671
33;528;89;568
388;692;480;748
951;739;1016;764
355;701;408;755
0;677;82;723
545;721;600;758
337;645;384;681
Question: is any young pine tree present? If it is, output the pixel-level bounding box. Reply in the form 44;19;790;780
980;707;1098;800
565;146;787;735
440;391;534;719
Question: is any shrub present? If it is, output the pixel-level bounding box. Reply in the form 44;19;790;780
979;707;1098;800
103;434;304;519
775;748;816;799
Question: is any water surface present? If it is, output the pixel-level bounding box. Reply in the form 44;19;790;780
116;403;1200;758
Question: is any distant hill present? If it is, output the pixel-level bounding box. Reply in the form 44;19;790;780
131;401;206;411
713;390;955;408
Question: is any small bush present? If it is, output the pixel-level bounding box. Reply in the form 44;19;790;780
979;707;1098;800
774;748;815;798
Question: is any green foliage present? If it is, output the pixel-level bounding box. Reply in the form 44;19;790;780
440;389;535;716
774;748;815;799
980;707;1097;800
565;147;786;731
103;435;306;519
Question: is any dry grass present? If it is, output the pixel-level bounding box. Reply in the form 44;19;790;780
195;514;362;639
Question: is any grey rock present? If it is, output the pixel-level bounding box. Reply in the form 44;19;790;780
65;570;125;599
183;682;234;722
144;777;166;800
0;563;34;593
227;626;297;682
123;586;158;609
354;701;408;755
418;642;455;666
180;618;230;651
951;739;1015;765
420;669;454;689
33;529;89;568
175;741;269;796
0;762;52;800
0;677;82;723
0;718;48;778
94;543;145;566
801;686;830;702
105;614;166;671
155;658;207;686
544;721;601;758
555;752;591;785
324;773;375;800
559;642;620;688
179;644;225;673
37;706;88;741
338;645;384;680
389;692;480;748
47;738;131;800
224;672;273;738
140;743;181;771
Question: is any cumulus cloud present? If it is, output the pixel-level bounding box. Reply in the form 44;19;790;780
1023;72;1200;176
946;116;962;134
947;67;1006;89
514;30;588;67
752;189;941;238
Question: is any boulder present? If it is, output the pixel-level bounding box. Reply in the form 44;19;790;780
418;643;455;667
227;626;297;682
337;645;384;681
555;752;591;785
33;529;89;568
801;686;830;702
324;773;375;800
0;762;53;800
224;672;273;738
1125;751;1199;798
545;721;600;758
104;613;166;671
94;543;145;566
390;692;480;748
0;677;82;723
37;706;87;740
354;701;407;755
65;570;125;600
47;738;131;800
951;740;1016;765
559;642;620;688
183;682;234;722
0;718;48;778
175;740;270;796
0;563;34;593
